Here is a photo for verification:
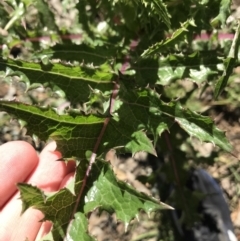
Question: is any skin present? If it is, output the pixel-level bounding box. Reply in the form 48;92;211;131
0;141;75;241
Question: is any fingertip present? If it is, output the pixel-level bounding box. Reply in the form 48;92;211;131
28;141;73;192
40;141;57;155
0;141;39;207
35;220;52;240
59;172;75;189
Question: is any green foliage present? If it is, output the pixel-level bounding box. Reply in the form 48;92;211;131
18;160;168;240
214;20;240;98
211;0;232;27
0;0;239;240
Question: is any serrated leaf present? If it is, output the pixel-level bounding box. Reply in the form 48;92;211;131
135;51;222;87
84;161;172;225
113;87;173;149
189;65;218;84
18;183;76;220
214;21;240;99
158;65;185;85
43;43;116;65
141;19;194;57
111;0;171;30
145;0;171;29
0;58;113;104
116;89;232;152
0;101;104;158
66;213;95;241
17;160;171;240
211;0;231;28
125;131;156;155
158;101;232;152
17;160;90;241
17;183;46;213
0;100;159;157
0;82;231;156
214;57;235;99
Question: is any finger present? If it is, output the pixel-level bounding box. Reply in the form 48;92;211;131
0;141;39;208
27;141;70;191
36;172;75;240
0;196;43;241
35;221;52;241
58;171;75;189
0;141;75;241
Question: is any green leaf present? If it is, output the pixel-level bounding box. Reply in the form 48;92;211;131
17;186;71;241
158;101;232;152
17;160;171;240
17;159;89;240
0;83;231;158
211;0;232;28
144;0;171;29
4;1;26;31
35;0;59;31
125;131;156;155
0;58;114;104
0;101;104;158
66;213;95;241
214;57;235;99
17;183;46;214
36;43;116;65
84;161;172;226
189;65;218;84
141;19;195;57
214;21;240;99
135;51;222;86
116;88;231;152
0;100;158;157
112;0;171;30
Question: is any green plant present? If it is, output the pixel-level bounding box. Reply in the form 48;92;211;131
0;0;239;240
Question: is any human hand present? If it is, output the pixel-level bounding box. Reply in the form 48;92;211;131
0;141;75;241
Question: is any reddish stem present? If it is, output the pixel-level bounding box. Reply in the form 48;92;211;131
65;80;119;239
